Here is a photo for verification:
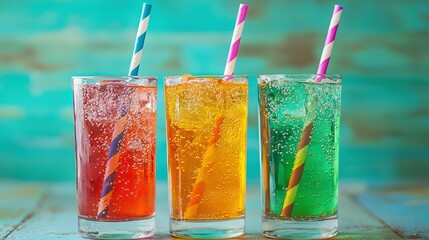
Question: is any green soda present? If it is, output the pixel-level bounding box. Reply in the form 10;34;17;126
259;77;341;219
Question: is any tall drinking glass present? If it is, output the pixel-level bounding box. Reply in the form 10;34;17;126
258;74;341;239
73;76;157;239
164;75;248;239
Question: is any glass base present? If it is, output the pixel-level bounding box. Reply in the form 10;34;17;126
262;215;337;239
170;217;245;239
78;216;155;239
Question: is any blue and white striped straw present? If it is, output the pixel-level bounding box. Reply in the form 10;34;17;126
129;3;152;76
97;2;152;219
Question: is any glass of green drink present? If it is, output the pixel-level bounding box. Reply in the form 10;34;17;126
258;74;342;239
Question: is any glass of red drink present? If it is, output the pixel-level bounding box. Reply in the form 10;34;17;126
72;76;157;239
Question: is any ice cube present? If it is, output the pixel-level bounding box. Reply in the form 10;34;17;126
266;82;308;129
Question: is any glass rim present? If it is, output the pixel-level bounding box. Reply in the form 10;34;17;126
72;75;157;80
164;74;247;78
164;75;248;85
258;74;342;84
72;76;158;85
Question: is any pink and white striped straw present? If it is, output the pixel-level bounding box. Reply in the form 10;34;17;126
316;4;343;82
281;5;343;218
224;3;248;79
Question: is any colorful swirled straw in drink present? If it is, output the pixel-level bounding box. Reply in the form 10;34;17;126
97;2;152;219
184;116;225;218
280;4;343;218
184;3;248;218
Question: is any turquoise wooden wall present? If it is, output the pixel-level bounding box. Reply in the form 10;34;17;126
1;0;428;182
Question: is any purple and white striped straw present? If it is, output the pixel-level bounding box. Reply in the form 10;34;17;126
316;4;343;82
224;3;248;80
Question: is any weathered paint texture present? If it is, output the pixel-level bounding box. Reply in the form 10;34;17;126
0;0;428;181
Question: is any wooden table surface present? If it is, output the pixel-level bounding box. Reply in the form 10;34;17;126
0;181;427;240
